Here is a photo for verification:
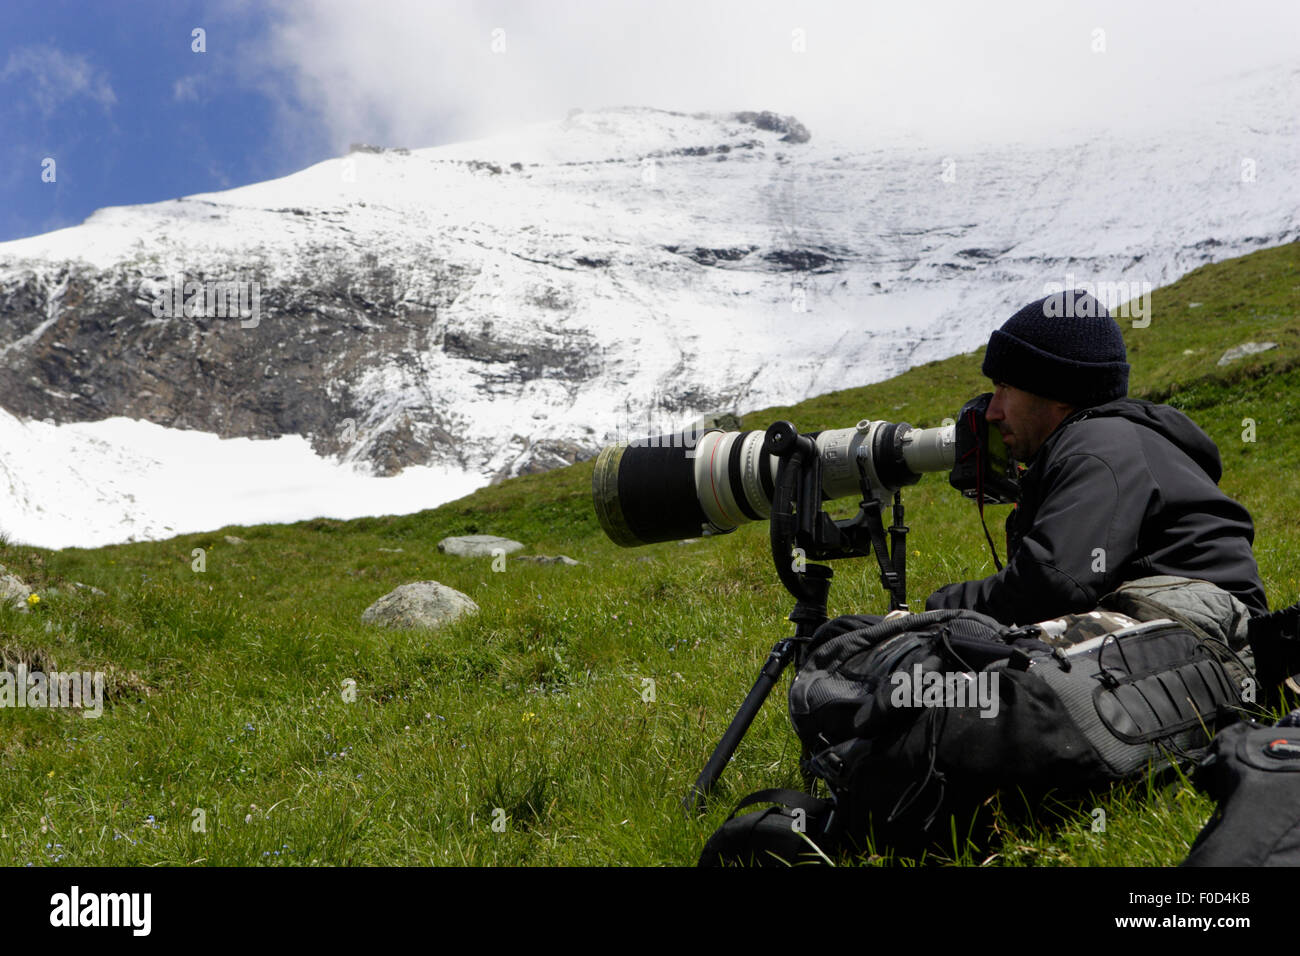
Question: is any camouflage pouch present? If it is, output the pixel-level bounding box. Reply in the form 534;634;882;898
1032;609;1145;649
1099;575;1251;652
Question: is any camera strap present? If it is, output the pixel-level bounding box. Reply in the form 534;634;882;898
972;429;1004;572
976;493;1004;573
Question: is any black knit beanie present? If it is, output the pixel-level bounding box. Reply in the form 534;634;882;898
982;290;1130;408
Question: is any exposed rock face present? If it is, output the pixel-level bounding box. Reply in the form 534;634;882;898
360;580;479;629
0;256;489;477
731;111;811;143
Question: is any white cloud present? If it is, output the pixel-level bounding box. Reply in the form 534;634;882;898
206;159;232;187
253;0;1300;152
173;75;201;102
1;45;116;116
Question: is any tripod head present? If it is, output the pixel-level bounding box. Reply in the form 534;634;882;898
764;420;910;629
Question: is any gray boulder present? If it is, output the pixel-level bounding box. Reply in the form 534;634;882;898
0;564;34;612
1218;341;1277;366
361;581;479;630
437;535;524;558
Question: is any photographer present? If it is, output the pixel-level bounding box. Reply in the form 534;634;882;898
925;290;1268;625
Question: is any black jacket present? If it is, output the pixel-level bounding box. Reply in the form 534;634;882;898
926;398;1268;625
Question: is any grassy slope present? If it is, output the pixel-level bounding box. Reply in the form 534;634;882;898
1;241;1297;866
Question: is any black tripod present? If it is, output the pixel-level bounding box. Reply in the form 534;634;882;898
684;421;911;811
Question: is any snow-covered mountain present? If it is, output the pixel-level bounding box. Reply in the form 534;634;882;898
2;66;1298;550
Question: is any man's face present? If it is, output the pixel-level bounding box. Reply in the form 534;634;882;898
985;383;1075;462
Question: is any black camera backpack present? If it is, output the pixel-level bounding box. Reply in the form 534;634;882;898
1181;713;1300;867
699;578;1255;865
1178;599;1300;867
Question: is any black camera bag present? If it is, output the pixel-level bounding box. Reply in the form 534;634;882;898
792;604;1250;854
1182;714;1300;866
699;578;1256;864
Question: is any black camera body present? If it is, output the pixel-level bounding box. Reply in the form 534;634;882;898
949;392;1020;505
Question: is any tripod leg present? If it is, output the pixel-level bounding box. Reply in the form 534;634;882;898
684;638;797;812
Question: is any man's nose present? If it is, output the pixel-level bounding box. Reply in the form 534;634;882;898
986;390;1005;421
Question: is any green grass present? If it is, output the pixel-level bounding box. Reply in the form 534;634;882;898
1;241;1297;866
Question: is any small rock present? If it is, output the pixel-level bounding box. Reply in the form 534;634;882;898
1188;302;1203;308
377;547;405;553
437;535;525;558
224;535;247;545
1217;342;1277;366
361;581;479;630
72;582;106;596
513;555;580;566
0;564;34;612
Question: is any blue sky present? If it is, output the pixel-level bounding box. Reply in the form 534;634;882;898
2;0;1297;244
0;1;314;241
